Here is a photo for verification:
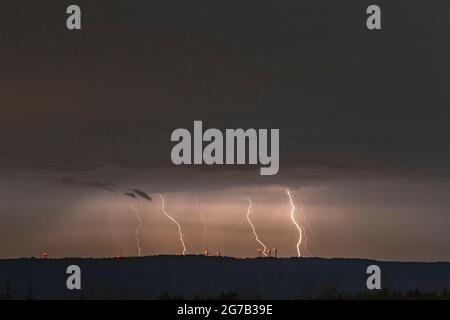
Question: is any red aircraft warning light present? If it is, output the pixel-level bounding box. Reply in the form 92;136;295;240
42;250;48;259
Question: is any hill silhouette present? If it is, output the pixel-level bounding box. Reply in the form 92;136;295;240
0;256;449;299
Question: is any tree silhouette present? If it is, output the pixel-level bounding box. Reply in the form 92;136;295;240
25;283;35;300
0;280;17;300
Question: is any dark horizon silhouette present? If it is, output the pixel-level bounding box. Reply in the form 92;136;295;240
1;255;449;300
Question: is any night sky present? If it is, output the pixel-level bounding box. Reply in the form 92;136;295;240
1;1;449;260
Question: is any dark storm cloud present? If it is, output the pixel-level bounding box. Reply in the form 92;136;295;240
1;1;450;262
131;189;152;201
124;192;136;199
60;178;153;200
59;177;117;193
0;1;449;180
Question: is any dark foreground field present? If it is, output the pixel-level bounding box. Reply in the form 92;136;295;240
0;256;449;299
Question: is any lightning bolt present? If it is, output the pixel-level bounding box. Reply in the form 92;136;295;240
246;198;267;257
159;194;186;255
196;197;208;248
298;199;310;255
129;202;143;257
287;189;303;258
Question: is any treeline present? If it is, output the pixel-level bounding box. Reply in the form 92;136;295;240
340;288;450;300
157;288;450;300
1;279;449;300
